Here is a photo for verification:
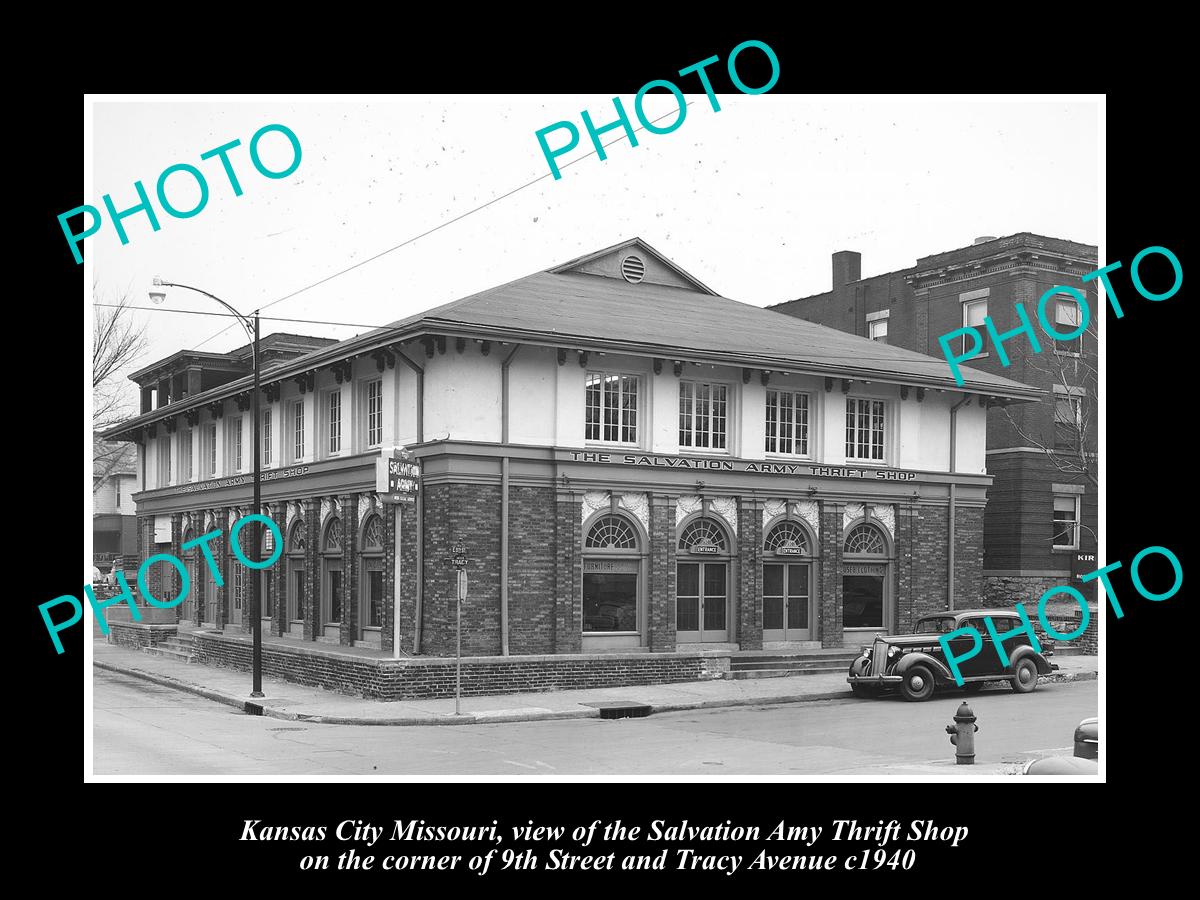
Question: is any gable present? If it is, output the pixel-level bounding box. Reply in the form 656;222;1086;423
550;238;716;294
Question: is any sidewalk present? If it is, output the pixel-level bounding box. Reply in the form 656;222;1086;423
93;640;1098;727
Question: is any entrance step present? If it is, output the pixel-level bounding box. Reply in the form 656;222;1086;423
142;646;197;664
728;650;858;679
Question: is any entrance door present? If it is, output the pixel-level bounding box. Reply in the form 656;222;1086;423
676;561;729;642
763;563;812;641
181;551;197;622
229;567;243;627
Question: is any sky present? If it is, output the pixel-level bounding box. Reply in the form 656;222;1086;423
89;95;1100;402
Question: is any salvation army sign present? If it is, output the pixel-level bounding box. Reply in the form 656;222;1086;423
566;450;916;480
377;448;420;504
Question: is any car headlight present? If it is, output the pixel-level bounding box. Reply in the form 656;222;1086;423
862;648;872;659
888;646;901;658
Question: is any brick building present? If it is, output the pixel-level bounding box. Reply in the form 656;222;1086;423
770;233;1098;606
101;239;1039;697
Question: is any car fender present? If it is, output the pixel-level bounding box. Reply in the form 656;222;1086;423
893;652;954;683
848;655;871;678
1009;645;1054;675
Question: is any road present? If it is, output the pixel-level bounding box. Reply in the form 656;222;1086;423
93;670;1096;776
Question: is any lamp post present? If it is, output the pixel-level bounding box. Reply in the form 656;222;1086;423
150;278;264;698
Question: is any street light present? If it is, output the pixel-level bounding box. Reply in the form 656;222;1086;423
150;278;265;698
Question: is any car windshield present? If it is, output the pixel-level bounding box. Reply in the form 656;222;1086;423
914;616;957;634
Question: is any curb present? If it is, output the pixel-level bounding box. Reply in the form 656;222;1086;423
94;659;1097;726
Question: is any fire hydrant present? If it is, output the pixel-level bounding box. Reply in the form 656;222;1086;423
945;702;979;765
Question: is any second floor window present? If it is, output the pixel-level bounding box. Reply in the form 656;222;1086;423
846;398;885;461
182;429;193;481
160;439;172;485
765;390;809;455
868;319;888;343
293;400;305;460
679;381;727;450
585;372;638;444
230;417;243;472
327;391;342;454
366;379;383;448
1054;394;1083;450
206;423;217;477
262;409;272;466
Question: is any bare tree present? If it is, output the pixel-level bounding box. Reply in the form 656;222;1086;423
93;289;148;490
996;317;1097;488
93;288;148;430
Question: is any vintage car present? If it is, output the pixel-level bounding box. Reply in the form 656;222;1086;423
847;609;1057;702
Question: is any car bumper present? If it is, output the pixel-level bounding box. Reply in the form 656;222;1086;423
847;674;902;685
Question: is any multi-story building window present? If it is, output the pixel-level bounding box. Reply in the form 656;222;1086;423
181;428;193;481
206;423;217;477
867;310;889;343
845;398;885;462
585;372;639;444
963;299;987;354
365;379;383;448
229;416;243;472
1054;392;1083;451
293;399;305;460
262;409;272;466
678;380;728;450
327;391;342;455
764;390;810;455
159;438;172;485
1052;495;1080;549
1054;297;1083;354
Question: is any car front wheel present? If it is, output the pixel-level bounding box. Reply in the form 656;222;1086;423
900;665;935;702
1011;658;1039;694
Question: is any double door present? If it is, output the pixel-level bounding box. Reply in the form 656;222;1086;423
763;562;812;641
676;561;728;642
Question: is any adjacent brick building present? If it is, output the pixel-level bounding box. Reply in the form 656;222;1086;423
770;233;1098;607
102;238;1039;696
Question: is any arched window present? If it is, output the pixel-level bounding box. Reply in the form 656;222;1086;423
288;520;306;554
586;515;638;550
678;518;728;554
842;522;889;632
844;523;887;555
765;520;810;555
582;513;641;638
322;517;344;629
359;514;385;641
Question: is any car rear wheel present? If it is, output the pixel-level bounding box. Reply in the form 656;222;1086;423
900;665;935;702
1011;658;1039;694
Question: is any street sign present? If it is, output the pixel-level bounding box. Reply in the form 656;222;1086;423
451;542;466;556
451;554;468;568
378;447;420;504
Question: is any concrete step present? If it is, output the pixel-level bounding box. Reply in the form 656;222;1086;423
730;655;857;672
729;666;849;680
1050;646;1085;656
142;647;197;663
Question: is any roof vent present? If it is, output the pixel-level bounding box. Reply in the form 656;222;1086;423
621;255;645;284
973;236;997;245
